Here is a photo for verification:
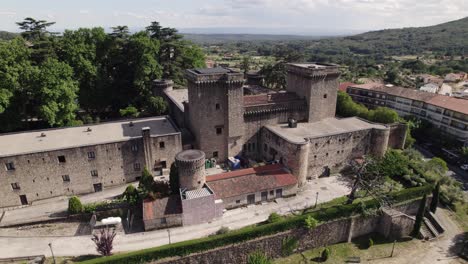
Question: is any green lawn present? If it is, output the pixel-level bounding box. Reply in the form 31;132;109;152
274;234;415;264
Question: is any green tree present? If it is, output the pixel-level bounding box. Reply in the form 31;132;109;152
0;38;32;115
430;182;440;213
122;185;139;205
260;62;286;90
142;96;167;116
16;17;57;63
411;194;427;237
368;107;399;124
138;167;155;195
425;157;448;175
68;196;83;214
321;248;331;261
267;212;283;223
304;215;318;229
119;106;140;118
169;162;180;194
241;56;251;73
32;58;79;126
57;27;108;114
379;149;410;179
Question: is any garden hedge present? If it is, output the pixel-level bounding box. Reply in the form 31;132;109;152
81;184;432;264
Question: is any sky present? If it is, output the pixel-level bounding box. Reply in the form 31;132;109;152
1;0;467;34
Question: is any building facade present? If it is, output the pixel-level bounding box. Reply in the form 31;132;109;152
346;83;468;145
0;117;182;208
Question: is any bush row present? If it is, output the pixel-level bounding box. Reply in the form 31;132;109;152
81;185;432;264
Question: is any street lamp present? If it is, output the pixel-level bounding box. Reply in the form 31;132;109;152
48;243;56;264
167;229;171;244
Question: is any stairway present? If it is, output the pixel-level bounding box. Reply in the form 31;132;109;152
420;217;438;240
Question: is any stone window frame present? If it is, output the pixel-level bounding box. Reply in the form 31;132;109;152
215;126;223;135
90;170;99;177
11;182;20;190
131;144;138;152
62;175;71;182
87;151;96;160
160;218;167;224
5;162;15;171
213;151;219;158
215;103;220;110
57;155;66;163
159;141;165;149
134;163;141;171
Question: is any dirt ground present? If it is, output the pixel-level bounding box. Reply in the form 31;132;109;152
0;221;87;237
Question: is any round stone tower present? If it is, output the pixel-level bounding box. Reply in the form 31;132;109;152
152;79;174;96
175;149;206;190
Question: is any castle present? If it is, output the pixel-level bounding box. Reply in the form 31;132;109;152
156;63;407;186
0;63;406;215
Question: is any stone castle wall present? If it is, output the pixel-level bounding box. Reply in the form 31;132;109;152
154;200;421;264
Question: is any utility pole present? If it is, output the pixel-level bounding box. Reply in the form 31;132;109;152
314;192;319;208
48;243;56;264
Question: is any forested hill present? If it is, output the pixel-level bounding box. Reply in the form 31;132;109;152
0;31;18;40
318;16;468;56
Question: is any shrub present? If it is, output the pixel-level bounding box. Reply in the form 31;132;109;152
368;238;374;248
92;227;117;256
304;215;318;229
321;247;330;261
281;237;298;256
215;226;230;235
267;212;282;223
247;251;272;264
68;196;83;214
122;185;139;205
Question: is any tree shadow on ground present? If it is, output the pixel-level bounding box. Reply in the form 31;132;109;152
448;232;467;259
74;221;92;236
71;255;100;262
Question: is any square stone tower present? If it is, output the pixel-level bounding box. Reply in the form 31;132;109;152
285;63;341;123
185;68;244;160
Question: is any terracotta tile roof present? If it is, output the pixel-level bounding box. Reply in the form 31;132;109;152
339;82;356;92
243;92;304;107
143;195;182;220
206;164;297;199
349;83;468;115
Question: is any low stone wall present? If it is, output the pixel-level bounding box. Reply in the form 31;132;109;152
153;199;422;264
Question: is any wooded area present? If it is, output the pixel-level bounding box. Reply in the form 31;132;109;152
0;18;205;133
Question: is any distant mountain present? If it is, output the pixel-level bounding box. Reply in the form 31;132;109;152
0;31;18;40
323;16;468;55
182;33;326;44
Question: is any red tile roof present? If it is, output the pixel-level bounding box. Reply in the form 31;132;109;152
339;82;356;92
143;195;182;221
349;83;468;115
206;164;297;199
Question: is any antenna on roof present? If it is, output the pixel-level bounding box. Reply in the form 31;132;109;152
40;132;46;137
86;127;92;132
129;121;134;127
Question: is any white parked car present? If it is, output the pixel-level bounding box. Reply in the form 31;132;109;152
460;164;468;171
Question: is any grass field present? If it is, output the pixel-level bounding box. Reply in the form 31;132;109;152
273;234;415;264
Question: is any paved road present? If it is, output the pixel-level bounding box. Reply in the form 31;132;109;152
0;177;350;258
